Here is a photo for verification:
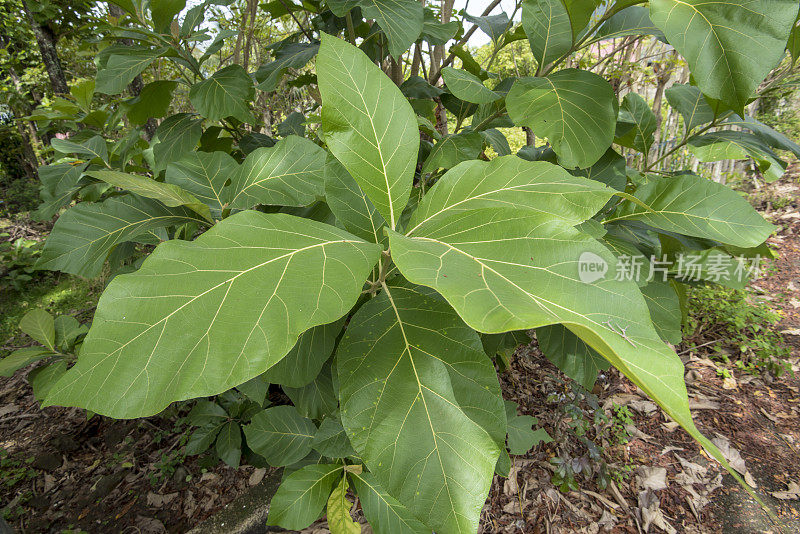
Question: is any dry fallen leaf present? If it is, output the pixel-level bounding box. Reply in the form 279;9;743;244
146;491;178;508
249;467;266;486
637;466;668;492
771;482;800;500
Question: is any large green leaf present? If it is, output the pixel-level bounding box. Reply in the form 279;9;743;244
664;83;717;134
284;364;338;419
44;212;381;417
166;151;237;219
324;155;387;245
388;210;736;488
649;0;799;112
312;417;356;458
263;318;345;388
641;280;682;345
244;405;318;466
338;285;503;534
33;163;85;221
406;156;614;236
688;130;786;181
96;48;163;95
87;170;212;221
724;115;800;159
595;6;663;41
522;0;573;67
150;0;185;33
614;92;657;155
361;0;424;59
441;67;500;104
537;324;608;390
37;196;207;278
0;348;56;378
267;464;342;529
350;471;429;534
318;34;418;230
152;113;203;172
224;135;327;211
216;421;242;467
125;80;177;125
570;148;626;191
189;64;255;123
507;69;617;169
51;136;108;163
422;132;483;174
255;42;319;92
605;174;775;247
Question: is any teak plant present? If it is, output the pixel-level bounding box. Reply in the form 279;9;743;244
7;0;800;531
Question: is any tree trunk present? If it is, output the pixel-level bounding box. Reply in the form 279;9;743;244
22;0;68;95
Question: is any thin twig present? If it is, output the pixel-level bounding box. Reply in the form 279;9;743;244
275;0;315;42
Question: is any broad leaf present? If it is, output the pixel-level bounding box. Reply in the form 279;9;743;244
244;405;317;466
338;285;503;534
37;196;207;278
688;130;786;181
263;318;346;388
324;155;387;245
188;399;228;426
166;151;237;218
96;48;163;95
360;0;424;59
350;471;429;534
51;136;107;163
0;348;55;377
318;34;418;230
152;113;203;172
649;0;799;112
284;364;338;419
266;464;342;530
224;135;327;211
725;115;800;159
186;423;223;455
641;280;682;345
507;69;617;169
327;476;360;534
442;67;500;104
522;0;572;67
44;212;381;417
150;0;185;33
87;170;212;221
216;421;242;467
422;132;483;174
665;83;718;135
189;65;255;123
615;92;657;155
19;309;55;351
30;361;67;402
237;374;269;405
312;417;356;458
33;163;85;221
571;148;626;191
388;210;735;487
464;12;511;44
255;42;319;92
125;80;177;125
481;129;511;156
507;414;552;454
605;173;775;247
537;324;608;390
407;156;614;236
595;6;663;41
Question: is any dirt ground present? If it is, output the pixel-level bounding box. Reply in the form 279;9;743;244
1;169;799;533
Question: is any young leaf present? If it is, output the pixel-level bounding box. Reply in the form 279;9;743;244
266;464;342;530
224;136;327;210
318;34;418;230
166;151;237;218
36;196;208;278
0;348;56;377
216;421;242;467
244;405;317;466
349;471;429;534
605;173;776;247
189;64;255;123
19;309;56;350
407;156;614;236
614;92;657;155
44;212;381;417
649;0;799;112
507;69;617;169
537;324;608;390
338;285;504;534
86;170;212;221
507;414;552;455
327;475;360;534
441;67;500;104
